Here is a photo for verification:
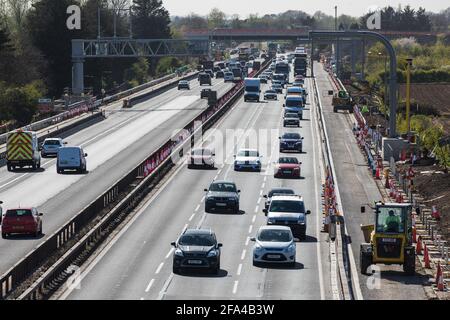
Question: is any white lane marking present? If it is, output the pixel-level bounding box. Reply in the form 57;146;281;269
189;213;195;221
165;248;174;259
145;279;155;292
263;176;267;182
254;205;259;213
257;197;262;205
200;196;205;203
217;169;222;175
310;77;326;300
158;274;174;300
259;190;263;196
245;237;250;246
252;215;256;223
261;182;265;189
182;224;189;232
194;204;200;212
237;264;243;276
232;281;239;294
241;249;246;260
248;225;253;234
196;213;207;229
155;263;164;274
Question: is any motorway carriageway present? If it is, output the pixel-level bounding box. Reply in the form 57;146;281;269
0;76;234;275
59;67;333;300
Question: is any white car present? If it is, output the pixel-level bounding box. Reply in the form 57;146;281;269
40;138;66;157
234;149;262;171
251;226;296;267
224;72;234;82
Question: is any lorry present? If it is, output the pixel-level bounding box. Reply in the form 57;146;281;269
202;60;214;70
231;67;243;82
244;78;261;102
331;90;354;113
6;130;41;171
268;43;278;59
275;61;290;80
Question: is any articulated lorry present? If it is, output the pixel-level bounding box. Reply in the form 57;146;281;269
6;130;41;171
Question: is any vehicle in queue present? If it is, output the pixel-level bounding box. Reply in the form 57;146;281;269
198;72;212;86
264;89;278;100
271;83;283;94
178;80;190;90
1;207;43;239
40;138;66;157
258;75;268;84
204;180;240;214
251;226;296;267
264;188;295;209
171;228;222;274
224;71;234;82
215;70;224;79
279;132;304;153
244;78;261;102
284;96;305;120
274;157;302;179
6;130;41;171
57;146;88;174
263;195;311;240
234;149;262;172
188;148;215;169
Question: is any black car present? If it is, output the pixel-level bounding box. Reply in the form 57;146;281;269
264;188;295;209
215;70;224;79
279;132;304;152
201;88;211;99
205;69;214;78
171;229;222;274
198;73;212;86
204;180;240;214
283;113;300;127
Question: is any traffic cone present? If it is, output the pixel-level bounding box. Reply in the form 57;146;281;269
424;245;431;269
375;167;381;180
436;262;445;291
416;236;423;255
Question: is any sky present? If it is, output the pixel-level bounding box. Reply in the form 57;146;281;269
162;0;449;17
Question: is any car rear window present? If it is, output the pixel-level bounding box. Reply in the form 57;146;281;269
6;209;32;217
44;140;61;146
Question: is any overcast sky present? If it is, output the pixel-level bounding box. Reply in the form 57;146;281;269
162;0;448;17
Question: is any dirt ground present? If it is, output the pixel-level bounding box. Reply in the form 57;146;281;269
400;163;450;240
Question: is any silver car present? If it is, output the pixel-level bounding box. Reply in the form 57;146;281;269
251;226;296;267
40;138;66;157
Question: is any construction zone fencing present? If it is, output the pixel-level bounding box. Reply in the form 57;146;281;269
0;59;270;300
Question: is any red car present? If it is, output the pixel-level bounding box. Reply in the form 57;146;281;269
274;157;302;179
188;148;215;168
1;207;43;238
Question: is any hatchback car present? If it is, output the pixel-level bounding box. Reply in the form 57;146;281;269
40;138;66;157
171;229;222;274
283;113;300;127
234;149;262;171
258;75;268;84
188;148;215;168
279;132;304;153
251;226;296;267
215;70;224;79
274;157;302;179
1;207;43;238
271;84;283;94
57;146;88;174
264;90;278;100
224;72;234;82
178;80;190;90
205;69;214;78
204;181;240;214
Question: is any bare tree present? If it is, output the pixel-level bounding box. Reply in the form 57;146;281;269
6;0;32;33
109;0;130;13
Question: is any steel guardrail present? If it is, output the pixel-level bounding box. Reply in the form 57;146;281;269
0;60;270;300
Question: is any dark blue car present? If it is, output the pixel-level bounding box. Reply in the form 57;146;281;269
279;132;304;153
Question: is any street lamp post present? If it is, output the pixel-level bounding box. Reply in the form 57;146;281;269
406;58;413;135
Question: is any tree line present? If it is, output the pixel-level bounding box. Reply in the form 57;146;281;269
0;0;175;127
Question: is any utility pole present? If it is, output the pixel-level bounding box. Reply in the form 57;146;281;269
406;58;413;135
334;6;338;31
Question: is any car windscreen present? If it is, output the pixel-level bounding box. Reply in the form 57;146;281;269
270;200;305;213
238;150;259;157
268;189;295;197
5;209;32;217
209;183;236;192
282;133;300;140
44;140;61;146
258;229;292;242
179;234;216;246
279;157;299;164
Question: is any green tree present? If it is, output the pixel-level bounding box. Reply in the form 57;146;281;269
124;57;149;87
208;8;226;29
131;0;171;39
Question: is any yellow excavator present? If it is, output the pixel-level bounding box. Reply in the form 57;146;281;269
360;202;415;275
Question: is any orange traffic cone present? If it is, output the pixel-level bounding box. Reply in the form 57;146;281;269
424;245;431;269
432;206;441;221
416;236;423;255
436;263;445;291
375;167;381;180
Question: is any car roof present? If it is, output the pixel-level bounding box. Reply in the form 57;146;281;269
258;225;292;232
271;195;304;201
212;180;235;185
269;187;295;193
286;95;303;100
282;132;300;136
59;146;81;151
183;228;215;236
44;138;62;141
7;207;34;211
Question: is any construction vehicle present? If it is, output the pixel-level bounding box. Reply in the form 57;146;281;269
6;130;41;171
360;202;415;275
331;90;354;113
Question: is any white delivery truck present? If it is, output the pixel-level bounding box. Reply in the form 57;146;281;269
244;78;261;102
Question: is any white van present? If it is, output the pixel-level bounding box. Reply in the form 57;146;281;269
57;146;88;174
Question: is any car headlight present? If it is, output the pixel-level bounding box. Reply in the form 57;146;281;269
229;197;236;201
174;249;184;257
207;250;218;257
287;244;296;252
267;218;275;224
254;243;263;251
